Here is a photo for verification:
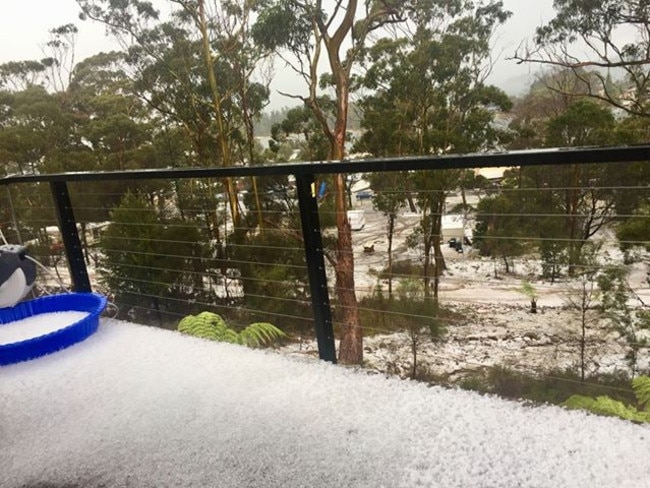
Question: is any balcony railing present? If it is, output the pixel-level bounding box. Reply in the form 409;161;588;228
2;145;649;403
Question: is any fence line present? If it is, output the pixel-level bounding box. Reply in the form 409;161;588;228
2;146;649;402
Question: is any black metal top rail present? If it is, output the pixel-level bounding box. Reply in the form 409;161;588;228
1;145;648;185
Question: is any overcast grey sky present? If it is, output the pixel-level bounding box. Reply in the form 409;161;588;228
0;0;555;107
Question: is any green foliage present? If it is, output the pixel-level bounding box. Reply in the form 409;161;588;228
546;99;616;146
358;279;446;339
0;86;72;176
474;191;528;268
632;375;650;409
269;104;330;161
356;1;512;158
178;311;232;341
228;213;311;331
377;259;421;280
617;203;650;252
251;0;315;54
460;366;636;407
505;93;643;274
518;280;538;313
540;241;567;283
78;0;270;177
178;311;286;347
563;375;650;423
518;280;537;300
241;323;286;348
531;0;650;116
475;156;627;278
99;191;206;326
563;395;648;422
597;265;650;376
367;171;409;297
0;59;53;90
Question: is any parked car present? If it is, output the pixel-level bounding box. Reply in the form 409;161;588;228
355;191;374;200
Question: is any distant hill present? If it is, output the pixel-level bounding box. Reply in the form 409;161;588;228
255;103;363;137
494;71;538;98
255;107;293;137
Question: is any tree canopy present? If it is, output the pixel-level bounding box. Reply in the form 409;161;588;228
514;0;650;117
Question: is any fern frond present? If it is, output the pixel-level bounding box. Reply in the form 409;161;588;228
632;375;650;409
240;322;286;347
563;394;649;423
194;312;228;331
562;395;598;411
219;328;241;345
178;314;285;348
590;396;644;422
178;312;227;342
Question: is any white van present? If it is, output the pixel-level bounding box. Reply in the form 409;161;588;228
347;210;366;231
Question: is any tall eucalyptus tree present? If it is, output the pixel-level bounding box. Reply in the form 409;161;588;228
356;0;512;302
253;0;412;364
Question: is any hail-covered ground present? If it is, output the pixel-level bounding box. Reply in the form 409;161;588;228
280;192;650;381
1;316;649;488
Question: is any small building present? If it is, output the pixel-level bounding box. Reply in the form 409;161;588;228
474;167;510;181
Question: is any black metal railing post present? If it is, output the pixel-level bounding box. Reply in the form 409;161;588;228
296;173;337;363
50;181;91;292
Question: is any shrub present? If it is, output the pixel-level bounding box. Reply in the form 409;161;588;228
178;311;286;347
563;375;650;423
357;279;446;338
377;259;421;280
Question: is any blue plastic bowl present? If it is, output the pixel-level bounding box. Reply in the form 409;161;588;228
0;293;107;366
